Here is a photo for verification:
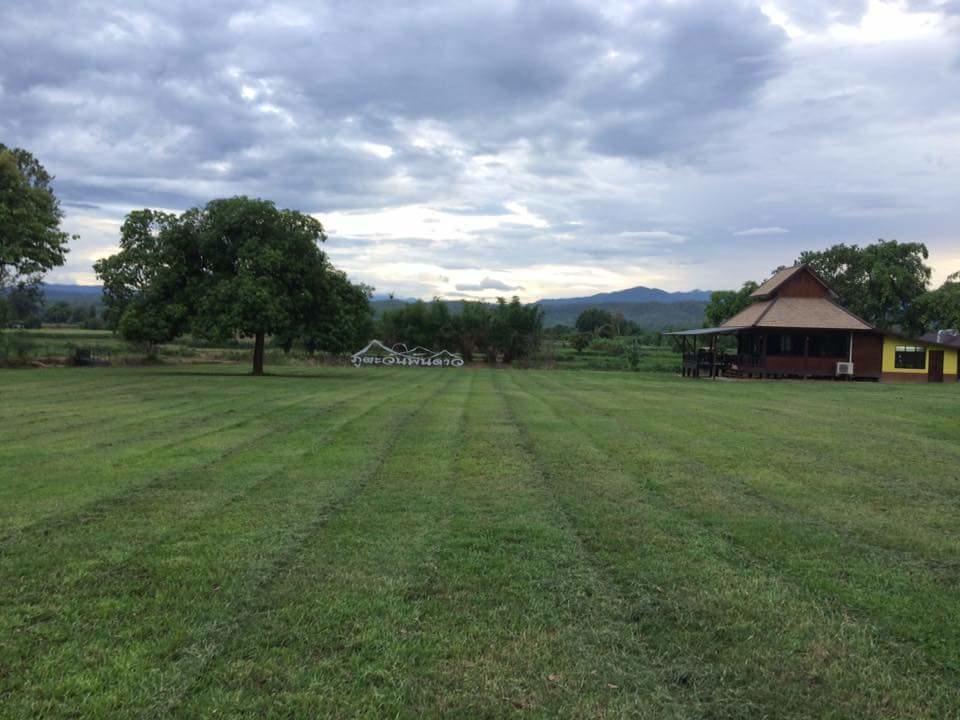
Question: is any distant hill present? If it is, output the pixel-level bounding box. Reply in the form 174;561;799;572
370;298;415;316
535;285;710;328
539;285;711;306
538;300;706;330
40;284;708;330
41;283;104;306
373;295;708;330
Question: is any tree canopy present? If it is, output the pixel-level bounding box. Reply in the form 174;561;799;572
573;307;633;337
797;240;931;329
575;307;614;334
703;241;934;332
906;272;960;336
0;144;73;327
703;281;759;327
94;209;188;354
0;145;72;285
96;197;371;373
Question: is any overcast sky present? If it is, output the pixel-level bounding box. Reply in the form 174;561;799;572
2;1;959;300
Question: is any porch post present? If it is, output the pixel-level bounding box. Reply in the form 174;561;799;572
693;336;698;377
761;333;767;379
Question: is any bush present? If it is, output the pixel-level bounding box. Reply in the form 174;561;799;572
570;333;591;354
623;341;643;371
589;337;621;354
0;331;35;366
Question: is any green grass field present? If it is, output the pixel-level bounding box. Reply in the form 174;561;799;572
2;367;959;718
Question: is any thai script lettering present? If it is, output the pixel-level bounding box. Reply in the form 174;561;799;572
351;340;465;368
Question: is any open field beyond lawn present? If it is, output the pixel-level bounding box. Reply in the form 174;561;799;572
1;367;959;718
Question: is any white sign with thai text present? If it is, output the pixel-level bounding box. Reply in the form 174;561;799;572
351;340;465;368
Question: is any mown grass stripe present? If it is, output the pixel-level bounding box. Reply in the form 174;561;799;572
528;371;960;545
0;374;403;533
497;370;958;718
151;372;469;719
0;373;455;718
0;373;196;420
2;383;266;446
515;372;960;684
0;371;420;556
556;372;960;462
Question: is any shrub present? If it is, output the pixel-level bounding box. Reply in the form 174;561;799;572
623;340;643;371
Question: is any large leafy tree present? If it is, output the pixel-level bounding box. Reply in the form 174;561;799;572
454;300;492;362
704;281;759;327
0;144;73;324
905;272;960;336
187;198;329;375
94;209;189;354
797;240;931;329
97;197;365;374
490;297;544;363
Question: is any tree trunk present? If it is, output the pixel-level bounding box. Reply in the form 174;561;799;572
252;331;265;376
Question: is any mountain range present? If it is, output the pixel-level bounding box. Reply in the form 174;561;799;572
538;286;711;306
41;283;711;330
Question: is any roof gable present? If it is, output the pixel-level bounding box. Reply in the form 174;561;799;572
751;264;833;300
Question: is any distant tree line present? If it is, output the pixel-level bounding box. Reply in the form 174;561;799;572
543;307;671;355
377;297;543;363
1;284;105;329
704;240;960;336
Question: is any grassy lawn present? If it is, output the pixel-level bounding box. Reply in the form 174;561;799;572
1;366;959;718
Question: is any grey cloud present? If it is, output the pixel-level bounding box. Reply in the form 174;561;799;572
734;227;789;236
3;1;960;294
773;1;869;28
585;1;787;159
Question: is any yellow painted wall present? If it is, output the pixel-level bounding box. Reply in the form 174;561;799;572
881;335;959;375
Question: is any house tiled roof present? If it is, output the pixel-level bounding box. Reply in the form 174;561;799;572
721;300;773;327
722;297;873;331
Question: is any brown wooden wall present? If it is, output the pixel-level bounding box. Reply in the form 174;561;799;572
775;270;831;298
732;330;882;379
764;355;838;376
852;333;883;377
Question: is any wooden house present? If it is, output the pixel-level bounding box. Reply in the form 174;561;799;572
667;264;959;382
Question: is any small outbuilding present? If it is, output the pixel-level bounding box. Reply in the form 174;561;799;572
667;264;959;382
879;333;958;383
